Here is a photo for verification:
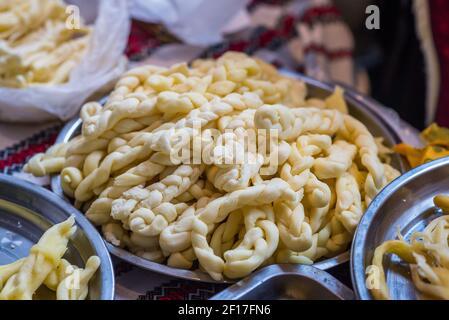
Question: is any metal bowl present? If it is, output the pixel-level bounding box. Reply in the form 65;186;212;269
0;174;115;299
51;73;409;282
351;156;449;300
210;264;354;300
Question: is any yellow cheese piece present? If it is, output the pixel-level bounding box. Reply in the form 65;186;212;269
0;217;76;300
325;86;348;114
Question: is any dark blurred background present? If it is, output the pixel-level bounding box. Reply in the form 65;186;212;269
336;0;426;130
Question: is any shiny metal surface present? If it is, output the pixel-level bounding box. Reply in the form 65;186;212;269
106;242;230;283
351;157;449;300
210;264;354;300
0;174;115;300
52;73;409;282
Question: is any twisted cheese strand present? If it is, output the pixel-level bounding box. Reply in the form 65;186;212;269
175;179;217;203
205;129;264;192
85;159;167;225
24;143;68;176
339;115;386;204
74;144;149;201
279;135;330;191
210;210;243;258
254;105;343;141
128;202;189;237
111;165;203;236
276;234;325;265
313;140;357;179
0;259;24;291
319;214;353;256
167;248;197;269
367;208;449;300
43;259;72;291
160;206;198;254
223;206;279;279
304;173;332;232
334;172;363;233
367;240;415;300
191;178;296;280
368;211;449;300
159;194;220;255
60;167;83;198
82;53;284;140
275;193;313;252
81;92;207;139
101;222;130;248
73;95;242;201
56;256;100;300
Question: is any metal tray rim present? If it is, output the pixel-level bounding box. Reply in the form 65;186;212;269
210;264;354;300
0;174;115;300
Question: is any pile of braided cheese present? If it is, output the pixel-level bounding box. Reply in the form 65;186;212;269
25;52;399;281
0;217;100;300
367;195;449;300
0;0;91;87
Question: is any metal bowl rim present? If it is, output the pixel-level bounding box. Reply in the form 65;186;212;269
350;156;449;300
0;174;115;300
51;73;408;282
210;263;354;300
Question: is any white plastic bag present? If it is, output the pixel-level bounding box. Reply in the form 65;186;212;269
129;0;249;46
0;0;130;123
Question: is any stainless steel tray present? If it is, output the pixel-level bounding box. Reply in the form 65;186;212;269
51;73;408;283
0;174;115;300
351;156;449;300
210;264;354;300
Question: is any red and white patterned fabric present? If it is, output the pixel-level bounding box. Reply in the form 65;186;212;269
127;0;359;89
